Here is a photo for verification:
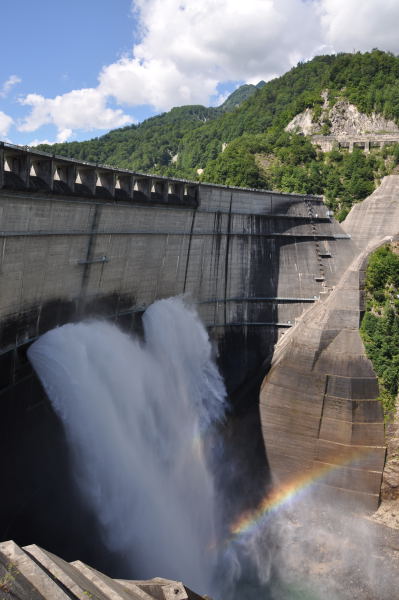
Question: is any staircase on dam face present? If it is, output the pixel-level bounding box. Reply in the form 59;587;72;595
0;540;204;600
260;175;399;511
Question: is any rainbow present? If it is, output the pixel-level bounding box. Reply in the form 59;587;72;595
228;445;375;541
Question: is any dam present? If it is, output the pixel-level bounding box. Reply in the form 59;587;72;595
0;141;397;596
0;141;357;407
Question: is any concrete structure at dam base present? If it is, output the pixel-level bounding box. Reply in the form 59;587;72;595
1;143;398;594
0;540;204;600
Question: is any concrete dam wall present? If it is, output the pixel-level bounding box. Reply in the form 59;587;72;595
0;143;353;388
0;142;363;567
260;175;399;512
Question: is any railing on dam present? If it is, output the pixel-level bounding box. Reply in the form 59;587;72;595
0;141;326;211
0;141;199;207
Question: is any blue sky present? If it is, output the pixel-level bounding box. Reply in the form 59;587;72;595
1;0;399;146
0;0;156;143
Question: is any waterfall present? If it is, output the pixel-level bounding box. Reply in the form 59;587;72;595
28;297;227;595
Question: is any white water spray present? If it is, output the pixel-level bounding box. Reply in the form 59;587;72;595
28;297;227;594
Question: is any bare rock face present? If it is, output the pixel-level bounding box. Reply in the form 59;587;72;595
381;400;399;500
285;92;399;137
285;107;315;135
329;101;399;136
372;399;399;530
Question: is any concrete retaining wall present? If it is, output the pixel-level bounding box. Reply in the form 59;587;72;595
260;251;386;511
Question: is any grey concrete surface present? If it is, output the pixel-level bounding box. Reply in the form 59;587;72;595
0;143;350;391
0;540;200;599
260;176;399;510
0;144;383;553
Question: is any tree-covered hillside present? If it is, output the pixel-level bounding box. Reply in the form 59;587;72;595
218;80;265;113
37;50;399;216
36;81;262;174
39;105;219;173
177;49;399;172
361;244;399;420
202;128;399;221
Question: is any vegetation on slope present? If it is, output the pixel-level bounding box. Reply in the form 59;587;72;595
178;50;399;170
203;130;399;219
37;50;399;216
36;81;263;175
38;105;220;173
218;80;265;113
360;244;399;420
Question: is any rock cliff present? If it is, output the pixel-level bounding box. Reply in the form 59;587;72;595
285;92;399;137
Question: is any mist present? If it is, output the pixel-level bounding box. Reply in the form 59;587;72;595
28;297;399;599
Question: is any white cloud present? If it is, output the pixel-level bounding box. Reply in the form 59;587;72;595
29;138;54;147
57;128;73;143
319;0;399;54
13;0;399;140
18;88;132;140
28;129;75;146
0;75;21;98
99;0;323;111
0;111;13;137
100;0;399;113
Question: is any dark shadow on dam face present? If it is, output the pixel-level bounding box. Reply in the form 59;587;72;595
0;368;127;576
210;223;280;526
0;221;280;582
0;224;283;582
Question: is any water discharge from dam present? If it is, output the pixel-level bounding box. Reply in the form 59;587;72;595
28;297;231;596
25;296;399;600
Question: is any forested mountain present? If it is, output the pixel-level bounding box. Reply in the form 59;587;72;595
41;105;219;173
218;80;265;112
37;50;399;218
361;244;399;419
36;81;262;174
